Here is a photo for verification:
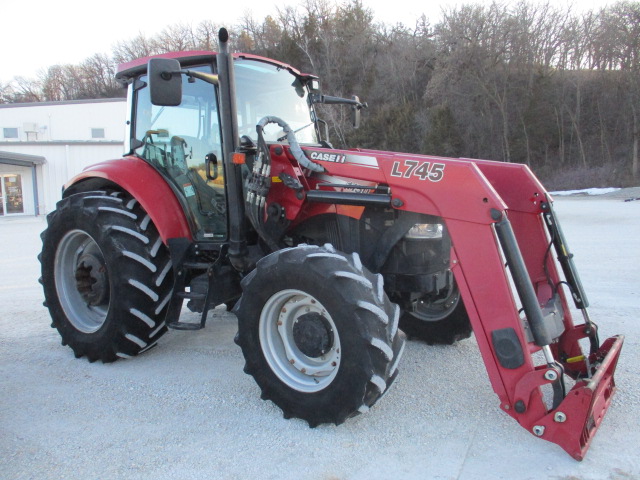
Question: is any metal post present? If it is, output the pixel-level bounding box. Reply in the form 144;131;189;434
32;164;39;216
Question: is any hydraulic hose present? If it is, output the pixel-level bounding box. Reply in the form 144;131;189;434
245;116;323;252
256;116;325;173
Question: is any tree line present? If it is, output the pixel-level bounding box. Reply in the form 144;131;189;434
2;0;639;186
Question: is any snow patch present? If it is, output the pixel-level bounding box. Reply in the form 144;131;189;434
550;187;620;196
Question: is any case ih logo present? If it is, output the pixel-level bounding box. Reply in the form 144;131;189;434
309;151;346;163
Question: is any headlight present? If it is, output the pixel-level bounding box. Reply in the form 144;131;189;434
404;223;444;240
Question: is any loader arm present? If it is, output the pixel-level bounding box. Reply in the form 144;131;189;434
292;147;623;460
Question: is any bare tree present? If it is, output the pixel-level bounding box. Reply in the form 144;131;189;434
12;76;43;103
2;0;639;185
156;23;199;52
112;33;161;64
195;21;220;51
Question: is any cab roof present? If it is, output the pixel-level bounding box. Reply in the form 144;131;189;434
115;51;316;85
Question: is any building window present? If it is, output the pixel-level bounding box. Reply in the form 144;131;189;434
3;128;18;139
91;128;105;139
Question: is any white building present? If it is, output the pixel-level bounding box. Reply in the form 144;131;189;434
0;98;127;216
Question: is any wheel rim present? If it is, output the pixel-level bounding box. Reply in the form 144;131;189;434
259;289;341;393
409;285;460;322
54;229;110;333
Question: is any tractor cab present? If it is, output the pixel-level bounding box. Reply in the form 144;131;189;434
120;54;321;242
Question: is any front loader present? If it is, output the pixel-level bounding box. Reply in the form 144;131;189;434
39;29;622;459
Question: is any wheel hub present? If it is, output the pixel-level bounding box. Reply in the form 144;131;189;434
410;285;461;322
293;312;334;358
55;229;110;333
259;289;341;393
75;253;109;306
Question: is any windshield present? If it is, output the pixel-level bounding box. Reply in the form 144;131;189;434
234;58;317;144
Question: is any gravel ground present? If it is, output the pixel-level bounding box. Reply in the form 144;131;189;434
1;192;639;480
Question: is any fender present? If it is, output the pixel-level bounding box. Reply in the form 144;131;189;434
63;156;192;243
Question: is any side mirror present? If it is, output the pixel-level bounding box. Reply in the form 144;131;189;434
351;95;362;129
309;78;321;93
148;58;182;106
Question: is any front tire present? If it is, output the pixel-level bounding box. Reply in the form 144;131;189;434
234;244;405;427
40;190;173;362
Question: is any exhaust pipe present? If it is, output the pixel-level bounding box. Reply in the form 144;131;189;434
217;28;251;271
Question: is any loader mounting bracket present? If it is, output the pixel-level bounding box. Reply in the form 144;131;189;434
526;335;623;460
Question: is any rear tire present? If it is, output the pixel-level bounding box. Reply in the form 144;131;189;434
40;190;173;362
399;283;472;345
234;244;405;427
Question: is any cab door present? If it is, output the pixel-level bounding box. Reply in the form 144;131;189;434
133;66;226;241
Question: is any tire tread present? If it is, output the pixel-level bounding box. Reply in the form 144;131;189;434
39;190;173;363
235;244;405;427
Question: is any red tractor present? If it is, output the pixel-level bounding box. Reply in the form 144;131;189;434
39;29;623;459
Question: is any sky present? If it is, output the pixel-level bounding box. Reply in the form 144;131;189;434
1;0;613;84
